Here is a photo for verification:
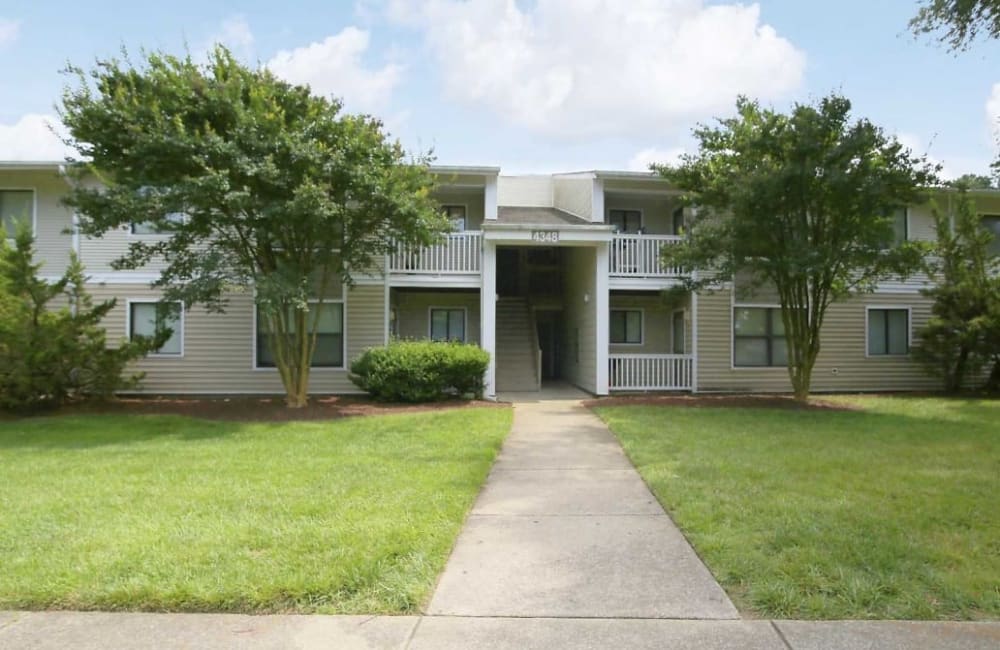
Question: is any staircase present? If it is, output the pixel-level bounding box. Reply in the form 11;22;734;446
495;297;540;392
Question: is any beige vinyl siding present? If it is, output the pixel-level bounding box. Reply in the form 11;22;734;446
497;175;554;207
604;193;680;234
434;188;486;230
1;170;74;275
561;247;597;392
92;283;385;394
392;289;481;344
696;290;938;392
907;203;938;242
609;292;690;354
553;177;593;220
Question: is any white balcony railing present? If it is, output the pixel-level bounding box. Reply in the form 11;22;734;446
609;354;693;391
609;234;684;277
389;231;482;275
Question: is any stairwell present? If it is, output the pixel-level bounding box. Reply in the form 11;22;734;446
495;297;540;392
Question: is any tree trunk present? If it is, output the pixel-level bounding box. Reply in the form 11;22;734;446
946;346;970;393
985;357;1000;394
790;362;813;402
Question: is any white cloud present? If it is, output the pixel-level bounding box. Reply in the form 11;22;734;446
896;131;992;181
0;114;73;161
986;82;1000;145
388;0;805;139
198;15;255;61
267;27;403;113
0;18;19;47
627;147;686;172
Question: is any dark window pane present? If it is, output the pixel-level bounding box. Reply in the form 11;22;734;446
734;338;769;366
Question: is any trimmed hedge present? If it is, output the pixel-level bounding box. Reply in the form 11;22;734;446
349;340;490;402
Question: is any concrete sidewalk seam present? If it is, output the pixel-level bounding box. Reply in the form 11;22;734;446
770;619;795;650
402;616;423;650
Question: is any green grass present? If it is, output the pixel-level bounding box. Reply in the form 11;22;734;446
0;408;511;614
594;396;1000;620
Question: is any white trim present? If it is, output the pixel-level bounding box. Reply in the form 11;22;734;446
484;175;498;221
80;272;161;285
672;308;686;355
126;298;185;358
690;290;699;393
609;307;644;346
595;242;610;394
864;305;912;358
731;302;787;371
480;240;497;397
0;187;37;241
383;261;391;345
428;305;468;342
251;294;348;371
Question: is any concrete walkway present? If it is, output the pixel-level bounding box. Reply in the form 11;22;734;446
427;393;737;619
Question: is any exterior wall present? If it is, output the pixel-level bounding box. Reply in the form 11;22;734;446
553;177;593;220
609;292;691;355
696;289;938;393
392;289;481;344
92;282;384;394
561;247;597;392
434;188;486;230
1;169;74;275
604;193;679;234
497;175;553;207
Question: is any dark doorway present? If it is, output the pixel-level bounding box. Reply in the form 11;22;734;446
497;248;520;296
535;310;563;380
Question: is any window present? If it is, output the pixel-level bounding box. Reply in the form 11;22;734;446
609;209;641;233
672;207;685;235
430;308;466;342
1;190;33;239
610;309;642;344
733;307;787;367
672;310;685;354
129;301;182;356
867;308;909;356
131;212;185;235
888;208;908;246
256;302;344;368
982;215;1000;256
442;205;466;231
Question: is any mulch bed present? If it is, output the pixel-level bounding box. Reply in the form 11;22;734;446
37;395;509;422
584;394;860;411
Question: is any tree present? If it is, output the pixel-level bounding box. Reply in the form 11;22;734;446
909;0;1000;50
60;46;450;407
0;226;160;412
913;188;1000;391
952;173;997;189
657;94;937;401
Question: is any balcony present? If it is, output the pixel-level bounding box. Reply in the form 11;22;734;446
609;354;693;391
388;231;482;276
609;234;685;278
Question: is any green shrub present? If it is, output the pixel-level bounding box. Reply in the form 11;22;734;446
350;340;490;402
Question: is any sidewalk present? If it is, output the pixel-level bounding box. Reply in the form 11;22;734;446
2;611;998;649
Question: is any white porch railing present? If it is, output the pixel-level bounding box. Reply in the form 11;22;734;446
389;231;482;274
609;234;685;277
609;354;693;391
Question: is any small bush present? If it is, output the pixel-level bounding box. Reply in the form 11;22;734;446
350;340;490;402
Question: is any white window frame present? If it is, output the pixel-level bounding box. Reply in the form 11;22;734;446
441;204;469;232
864;305;912;358
607;207;644;234
129;212;187;237
730;303;787;370
981;213;1000;256
610;308;644;346
126;298;185;358
1;187;37;243
672;309;686;354
428;306;468;342
252;297;347;371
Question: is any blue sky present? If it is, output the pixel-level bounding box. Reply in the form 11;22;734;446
1;1;998;177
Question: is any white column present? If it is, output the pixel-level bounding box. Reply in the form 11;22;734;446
691;288;699;393
591;178;605;223
481;239;497;398
484;175;498;221
595;242;610;395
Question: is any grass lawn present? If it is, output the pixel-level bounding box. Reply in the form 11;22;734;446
594;396;1000;620
0;407;511;614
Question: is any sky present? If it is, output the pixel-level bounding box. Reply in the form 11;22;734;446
1;0;998;177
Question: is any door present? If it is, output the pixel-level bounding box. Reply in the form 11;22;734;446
497;248;520;296
536;311;562;380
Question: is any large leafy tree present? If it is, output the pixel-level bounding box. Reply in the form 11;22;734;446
909;0;1000;50
914;187;1000;391
658;94;937;401
60;46;449;407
